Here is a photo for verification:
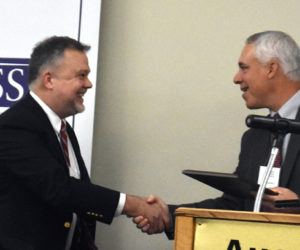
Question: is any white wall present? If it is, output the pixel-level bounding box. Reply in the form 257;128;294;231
91;1;300;249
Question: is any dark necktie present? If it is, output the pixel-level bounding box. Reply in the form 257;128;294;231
273;113;281;167
60;121;71;166
274;147;281;167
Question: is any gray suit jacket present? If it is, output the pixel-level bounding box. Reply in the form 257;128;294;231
167;108;300;239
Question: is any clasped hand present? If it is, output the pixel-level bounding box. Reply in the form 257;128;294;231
123;194;170;234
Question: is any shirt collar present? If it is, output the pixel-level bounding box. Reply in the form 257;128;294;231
270;89;300;119
30;91;62;135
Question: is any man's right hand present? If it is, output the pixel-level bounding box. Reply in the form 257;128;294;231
130;195;170;234
123;194;170;234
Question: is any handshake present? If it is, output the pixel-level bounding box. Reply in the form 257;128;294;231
123;194;171;234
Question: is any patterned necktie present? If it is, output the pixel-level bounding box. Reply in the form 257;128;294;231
60;121;70;167
273;113;281;167
274;147;281;167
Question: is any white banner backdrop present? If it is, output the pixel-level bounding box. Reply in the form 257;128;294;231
0;0;101;173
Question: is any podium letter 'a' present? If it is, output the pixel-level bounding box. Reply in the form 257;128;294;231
227;240;241;250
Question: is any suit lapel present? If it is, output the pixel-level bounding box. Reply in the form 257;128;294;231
66;123;90;181
24;95;70;175
280;108;300;186
23;94;89;179
43;128;70;175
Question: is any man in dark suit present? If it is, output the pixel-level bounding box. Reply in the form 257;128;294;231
134;30;300;238
0;36;169;249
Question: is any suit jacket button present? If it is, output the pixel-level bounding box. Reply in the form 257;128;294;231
64;222;71;228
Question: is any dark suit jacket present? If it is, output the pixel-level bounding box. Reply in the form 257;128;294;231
167;109;300;239
0;94;120;250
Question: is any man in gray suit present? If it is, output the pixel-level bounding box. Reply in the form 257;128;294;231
134;30;300;239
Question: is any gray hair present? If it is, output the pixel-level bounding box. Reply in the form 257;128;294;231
246;31;300;82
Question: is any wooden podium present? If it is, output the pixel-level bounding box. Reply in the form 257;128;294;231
174;207;300;250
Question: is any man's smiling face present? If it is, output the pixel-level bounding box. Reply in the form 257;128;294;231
233;43;274;110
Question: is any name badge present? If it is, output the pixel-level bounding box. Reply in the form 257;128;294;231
257;166;280;188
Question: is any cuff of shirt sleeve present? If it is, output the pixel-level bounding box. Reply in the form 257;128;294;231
114;193;126;217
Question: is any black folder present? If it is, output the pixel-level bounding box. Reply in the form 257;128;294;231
275;199;300;208
182;169;278;198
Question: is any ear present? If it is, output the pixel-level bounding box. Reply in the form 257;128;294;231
266;60;279;79
41;71;54;90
